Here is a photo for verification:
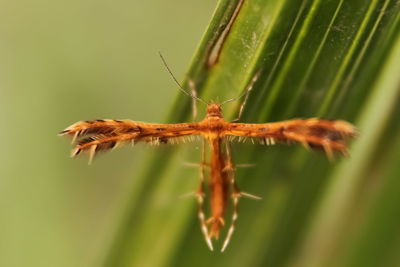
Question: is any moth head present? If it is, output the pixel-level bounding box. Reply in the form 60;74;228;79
206;103;223;118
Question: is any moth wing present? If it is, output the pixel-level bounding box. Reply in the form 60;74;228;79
59;120;201;162
226;119;357;157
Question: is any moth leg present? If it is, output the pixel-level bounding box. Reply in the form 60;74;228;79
183;161;210;169
188;78;198;122
197;138;213;251
221;138;240;252
232;69;262;122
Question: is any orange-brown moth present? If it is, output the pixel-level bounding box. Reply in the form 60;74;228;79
59;55;357;251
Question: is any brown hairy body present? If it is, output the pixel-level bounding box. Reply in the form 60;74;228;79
60;103;356;251
208;137;229;239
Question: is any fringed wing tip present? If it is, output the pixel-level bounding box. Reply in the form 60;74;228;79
334;120;358;137
69;146;95;165
70;147;81;158
58;129;69;136
58;123;77;136
350;126;360;138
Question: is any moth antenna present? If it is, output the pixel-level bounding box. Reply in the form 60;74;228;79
221;68;262;106
158;52;207;105
188;78;198;122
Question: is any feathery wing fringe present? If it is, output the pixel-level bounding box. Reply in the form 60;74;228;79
59;119;200;163
227;119;357;159
59;118;357;163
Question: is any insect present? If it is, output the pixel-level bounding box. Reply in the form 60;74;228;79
59;54;357;251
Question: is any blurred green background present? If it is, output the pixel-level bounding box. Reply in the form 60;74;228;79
1;1;400;267
0;0;214;266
